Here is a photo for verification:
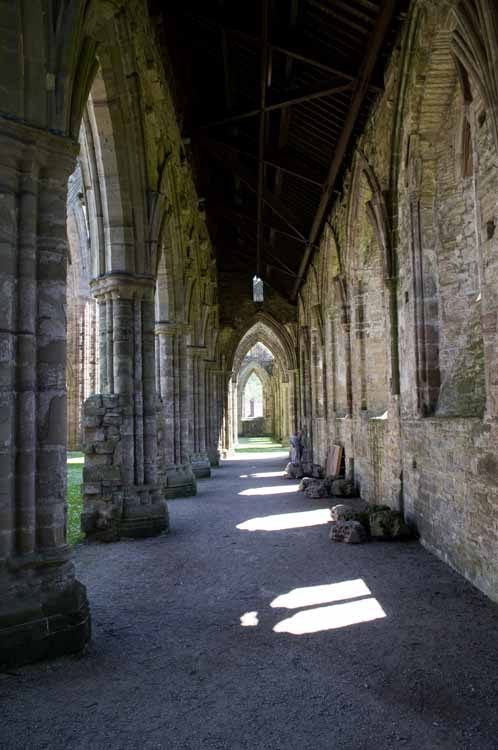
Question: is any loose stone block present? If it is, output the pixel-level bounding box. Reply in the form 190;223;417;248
369;508;412;541
298;476;315;491
329;520;367;544
329;479;355;498
304;479;330;499
330;504;356;522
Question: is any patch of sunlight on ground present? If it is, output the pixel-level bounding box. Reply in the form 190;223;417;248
237;508;331;531
234;437;288;454
273;598;387;635
248;470;287;479
270;579;371;610
67;452;84;545
239;483;300;497
233;450;289;460
240;611;259;627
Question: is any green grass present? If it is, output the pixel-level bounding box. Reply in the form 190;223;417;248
67;451;84;546
235;437;288;453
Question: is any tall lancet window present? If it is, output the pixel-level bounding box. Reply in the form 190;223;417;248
253;275;264;302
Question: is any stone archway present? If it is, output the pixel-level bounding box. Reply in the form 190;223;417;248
223;313;298;452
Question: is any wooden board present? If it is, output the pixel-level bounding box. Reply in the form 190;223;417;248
326;445;343;478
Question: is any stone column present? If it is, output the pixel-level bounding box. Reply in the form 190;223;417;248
155;322;196;498
215;371;224;458
220;370;233;456
205;365;220;467
188;347;211;478
81;275;168;540
288;369;300;434
0;120;90;667
232;373;239;446
86;297;99;397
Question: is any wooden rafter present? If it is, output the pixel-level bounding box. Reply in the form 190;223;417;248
202;137;326;186
168;1;405;302
198;81;354;130
204;140;307;240
182;11;382;88
291;0;398;299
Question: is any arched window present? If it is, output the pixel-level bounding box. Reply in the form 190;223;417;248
243;373;264;418
253;275;264;302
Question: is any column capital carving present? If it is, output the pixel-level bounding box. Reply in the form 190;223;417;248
155;320;192;337
90;273;156;301
155;321;181;336
0;116;78;175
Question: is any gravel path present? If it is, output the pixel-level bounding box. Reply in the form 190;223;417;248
2;452;498;750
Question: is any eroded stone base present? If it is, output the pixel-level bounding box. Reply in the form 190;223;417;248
191;454;212;479
207;448;220;468
162;463;197;499
0;563;90;669
82;493;169;542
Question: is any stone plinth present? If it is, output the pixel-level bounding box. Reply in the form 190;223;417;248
191;453;212;479
0;563;90;669
82;395;169;541
207;447;220;468
162;463;197;499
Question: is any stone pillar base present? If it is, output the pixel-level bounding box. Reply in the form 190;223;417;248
207;448;220;468
162;463;197;499
0;562;90;669
82;486;169;542
191;453;212;479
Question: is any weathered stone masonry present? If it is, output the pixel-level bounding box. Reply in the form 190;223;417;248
297;0;498;603
2;0;498;671
0;121;91;667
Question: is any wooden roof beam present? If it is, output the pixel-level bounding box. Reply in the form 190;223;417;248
182;11;381;88
202;136;326;186
197;80;354;130
291;0;397;299
204;140;308;239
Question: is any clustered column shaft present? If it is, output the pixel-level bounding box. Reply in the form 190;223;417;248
155;322;197;498
82;275;167;540
0;120;90;667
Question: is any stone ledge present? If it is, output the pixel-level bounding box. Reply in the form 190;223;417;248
0;580;90;669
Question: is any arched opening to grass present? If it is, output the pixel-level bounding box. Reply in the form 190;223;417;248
67;452;84;545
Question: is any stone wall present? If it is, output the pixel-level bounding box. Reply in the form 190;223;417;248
402;418;498;602
240;418;268;437
297;0;498;603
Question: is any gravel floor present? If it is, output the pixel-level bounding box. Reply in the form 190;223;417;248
2;452;498;750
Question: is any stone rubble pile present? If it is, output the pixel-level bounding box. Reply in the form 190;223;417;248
328;502;413;544
329;520;367;544
285;461;324;480
295;472;356;500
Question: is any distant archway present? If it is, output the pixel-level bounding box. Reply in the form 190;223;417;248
223;314;298;451
243;372;264;419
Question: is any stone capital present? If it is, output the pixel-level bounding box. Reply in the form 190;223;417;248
155;321;182;336
91;273;156;301
0;116;78;177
